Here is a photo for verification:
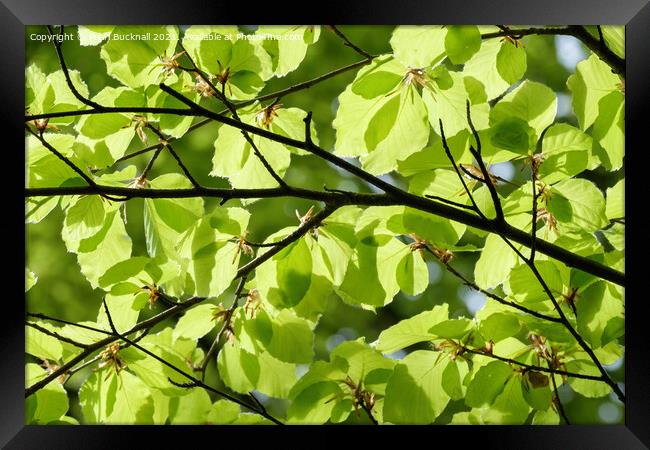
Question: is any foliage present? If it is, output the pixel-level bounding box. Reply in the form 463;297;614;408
25;24;624;425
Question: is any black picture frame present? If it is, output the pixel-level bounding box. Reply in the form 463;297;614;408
4;1;648;447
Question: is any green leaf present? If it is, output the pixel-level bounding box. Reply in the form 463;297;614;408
567;54;622;130
100;26;179;89
257;26;320;77
445;26;481;64
98;256;151;289
464;39;526;100
79;370;154;424
25;364;69;424
188;220;239;299
335;233;404;308
330;339;395;387
533;408;560;425
390;26;447;67
477;375;530;424
496;41;527;84
522;372;552;410
27;134;81;188
168;389;212;424
375;304;449;354
218;341;296;398
352;71;403;99
383;351;450;424
26;66;90;125
26;323;63;361
263;309;315;364
474;233;520;289
210;113;291;189
360;86;430;175
539;123;592;183
505;260;567;304
576;282;624;348
565;360;612;398
144;174;203;263
256;232;313;308
61;195;107;251
478;312;522;343
441;359;470;400
592;91;624;170
395;250;429;296
548;178;608;233
77;26;114;46
206;400;240;424
25;268;38;292
605;180;624;220
601;26;625;58
423;70;490;139
26;196;59;224
490;80;557;138
173;304;218;341
96;293;141;332
75;211;133;288
181;26;272;99
465;360;513;407
429;318;473;339
490;117;536;153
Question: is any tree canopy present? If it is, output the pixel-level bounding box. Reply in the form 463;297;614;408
25;25;625;425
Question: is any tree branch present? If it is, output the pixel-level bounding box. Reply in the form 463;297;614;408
481;26;625;78
465;101;504;221
25;296;206;397
462;347;604;382
145;124;202;188
199;276;247;377
327;25;374;60
24;183;625;287
25;321;89;349
100;299;283;425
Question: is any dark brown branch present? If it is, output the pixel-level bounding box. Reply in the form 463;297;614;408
481;26;625;78
435;256;562;323
25;296;206;397
27;312;112;336
438;118;624;403
26;127;95;187
462;347;604;382
466;101;504;221
139;145;164;182
550;368;570;424
101;298;283;425
116;118;212;164
439;120;487;221
24;183;626;287
199;276;248;376
146;125;201;188
180;40;288;188
26;321;89;349
360;402;379;425
236;203;338;279
47;26;103;110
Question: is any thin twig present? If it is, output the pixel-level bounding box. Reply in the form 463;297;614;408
465;101;504;221
26;296;206;397
327;25;375;60
101;298;283;425
26;321;89;348
199;276;247;377
146;124;202;188
462;347;604;382
550;369;570;424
